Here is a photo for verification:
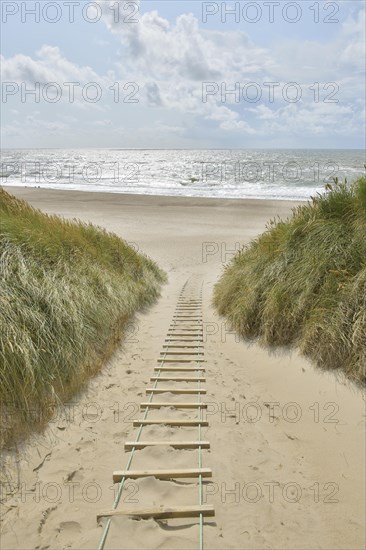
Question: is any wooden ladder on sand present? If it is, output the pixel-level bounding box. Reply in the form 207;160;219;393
97;281;215;549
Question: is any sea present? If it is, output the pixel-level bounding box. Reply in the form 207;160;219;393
1;149;365;201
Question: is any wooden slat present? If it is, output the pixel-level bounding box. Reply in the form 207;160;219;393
160;351;203;355
133;419;209;427
173;317;202;319
158;359;205;363
171;319;202;322
165;338;203;342
170;329;202;332
167;323;202;334
97;504;215;521
171;325;202;328
146;388;207;394
167;336;201;342
154;367;205;372
169;328;202;331
167;335;202;338
113;467;212;482
169;326;202;329
167;335;203;338
151;376;206;382
125;440;210;450
165;336;203;342
140;402;207;409
164;333;203;344
162;344;204;353
169;327;202;330
172;318;201;320
168;328;202;332
170;320;202;323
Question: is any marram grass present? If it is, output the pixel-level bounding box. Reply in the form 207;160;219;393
0;189;167;448
214;176;366;386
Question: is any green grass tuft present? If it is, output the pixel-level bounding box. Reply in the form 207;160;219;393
213;176;366;386
0;189;167;448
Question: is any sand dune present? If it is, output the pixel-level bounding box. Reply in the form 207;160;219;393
1;188;365;550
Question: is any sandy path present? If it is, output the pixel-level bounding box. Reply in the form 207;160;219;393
1;188;365;550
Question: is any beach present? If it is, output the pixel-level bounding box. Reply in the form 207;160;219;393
1;187;365;550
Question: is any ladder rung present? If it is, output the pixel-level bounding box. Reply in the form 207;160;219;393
169;329;202;332
175;309;201;312
146;388;207;394
167;335;203;339
160;351;203;355
140;402;207;409
171;329;202;331
162;345;204;349
173;317;202;319
169;322;202;325
165;339;204;342
168;327;201;336
97;504;215;521
158;359;205;363
113;468;212;482
154;367;205;371
168;328;202;332
151;376;206;382
170;323;202;326
133;419;209;427
167;335;202;338
124;440;210;450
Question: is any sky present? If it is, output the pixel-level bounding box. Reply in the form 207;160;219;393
1;0;365;149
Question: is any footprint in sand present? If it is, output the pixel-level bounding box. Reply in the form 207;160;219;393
63;469;84;483
76;439;94;450
38;506;58;533
58;521;81;534
113;432;130;445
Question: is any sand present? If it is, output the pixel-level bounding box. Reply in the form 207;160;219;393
1;187;365;550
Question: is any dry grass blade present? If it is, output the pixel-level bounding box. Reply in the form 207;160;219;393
0;188;167;448
213;176;366;386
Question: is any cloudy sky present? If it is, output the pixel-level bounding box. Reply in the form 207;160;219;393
1;0;365;148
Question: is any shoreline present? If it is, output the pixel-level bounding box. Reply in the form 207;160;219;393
3;185;305;209
3;184;309;203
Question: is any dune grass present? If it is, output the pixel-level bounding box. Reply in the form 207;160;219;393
214;176;366;386
0;189;167;448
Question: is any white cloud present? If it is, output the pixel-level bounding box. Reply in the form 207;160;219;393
1;1;364;146
95;1;365;139
1;45;98;84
